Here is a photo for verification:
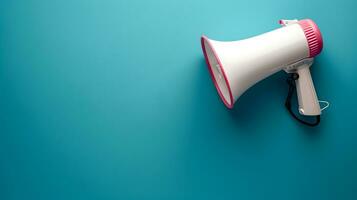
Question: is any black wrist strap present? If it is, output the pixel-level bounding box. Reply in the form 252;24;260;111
285;73;320;127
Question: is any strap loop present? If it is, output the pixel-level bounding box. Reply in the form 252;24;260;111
319;100;330;111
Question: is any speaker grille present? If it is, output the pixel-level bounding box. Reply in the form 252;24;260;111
298;19;323;58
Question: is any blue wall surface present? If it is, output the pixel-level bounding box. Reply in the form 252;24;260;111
1;0;357;199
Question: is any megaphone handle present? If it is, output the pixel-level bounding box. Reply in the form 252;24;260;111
295;66;321;116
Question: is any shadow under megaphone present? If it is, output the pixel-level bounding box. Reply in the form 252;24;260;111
229;71;288;126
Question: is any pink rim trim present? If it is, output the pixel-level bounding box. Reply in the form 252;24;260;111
201;35;234;109
298;19;323;58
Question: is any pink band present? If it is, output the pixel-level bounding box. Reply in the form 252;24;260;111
298;19;323;58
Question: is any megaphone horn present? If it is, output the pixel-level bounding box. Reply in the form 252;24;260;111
201;19;329;126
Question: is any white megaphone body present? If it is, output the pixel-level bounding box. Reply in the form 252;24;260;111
201;19;327;124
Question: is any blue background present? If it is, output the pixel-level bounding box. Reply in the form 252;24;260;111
1;0;357;199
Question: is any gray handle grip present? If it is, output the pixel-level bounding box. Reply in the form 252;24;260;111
295;66;321;116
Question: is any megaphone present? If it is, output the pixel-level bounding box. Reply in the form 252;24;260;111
201;19;328;126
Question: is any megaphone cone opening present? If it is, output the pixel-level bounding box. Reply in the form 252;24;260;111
201;35;234;109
